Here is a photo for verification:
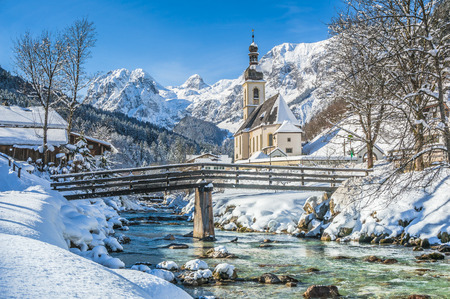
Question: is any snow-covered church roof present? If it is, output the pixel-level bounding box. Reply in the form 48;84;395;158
274;120;303;134
235;94;300;134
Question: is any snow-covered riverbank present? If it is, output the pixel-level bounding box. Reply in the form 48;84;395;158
181;163;449;246
323;163;450;244
0;159;191;298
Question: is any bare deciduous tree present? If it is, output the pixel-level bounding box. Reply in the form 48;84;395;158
13;30;65;164
61;18;97;135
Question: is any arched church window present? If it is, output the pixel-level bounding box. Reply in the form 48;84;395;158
253;88;259;99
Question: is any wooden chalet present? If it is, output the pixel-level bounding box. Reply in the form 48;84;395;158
0;105;68;163
70;132;114;157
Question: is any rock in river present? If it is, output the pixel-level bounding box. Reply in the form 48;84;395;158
415;252;445;260
258;273;282;284
163;234;175;240
205;246;237;258
166;243;189;249
303;285;340;298
156;260;179;271
213;263;237;280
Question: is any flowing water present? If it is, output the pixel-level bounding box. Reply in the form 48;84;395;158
112;209;450;298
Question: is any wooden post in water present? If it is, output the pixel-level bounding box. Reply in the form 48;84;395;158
193;185;215;239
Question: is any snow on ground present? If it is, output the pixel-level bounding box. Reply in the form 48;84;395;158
324;163;450;244
182;189;325;233
0;158;191;298
0;234;187;298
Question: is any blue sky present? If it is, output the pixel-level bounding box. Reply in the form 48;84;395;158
0;0;342;86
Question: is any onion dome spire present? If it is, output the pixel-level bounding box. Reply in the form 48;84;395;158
249;29;259;65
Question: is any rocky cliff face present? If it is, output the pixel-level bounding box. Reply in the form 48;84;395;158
85;39;333;132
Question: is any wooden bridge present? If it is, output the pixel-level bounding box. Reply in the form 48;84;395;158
51;162;371;239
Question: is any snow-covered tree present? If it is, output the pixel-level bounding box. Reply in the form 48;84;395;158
330;0;449;170
69;134;96;173
328;10;393;168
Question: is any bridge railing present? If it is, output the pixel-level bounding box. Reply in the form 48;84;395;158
50;162;372;200
50;162;372;180
0;152;23;178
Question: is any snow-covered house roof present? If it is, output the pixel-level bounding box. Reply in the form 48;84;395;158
0;106;68;147
302;118;393;160
0;106;67;129
269;147;287;158
235;94;300;134
249;151;269;160
70;132;112;148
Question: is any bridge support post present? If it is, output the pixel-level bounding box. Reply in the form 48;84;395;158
193;185;215;240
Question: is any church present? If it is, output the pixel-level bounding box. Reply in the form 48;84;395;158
234;33;303;162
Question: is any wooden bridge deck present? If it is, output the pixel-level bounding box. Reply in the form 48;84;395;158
50;162;371;200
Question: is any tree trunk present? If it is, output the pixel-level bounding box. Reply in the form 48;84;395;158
435;59;450;163
67;109;74;136
414;126;425;171
42;103;49;166
366;143;374;169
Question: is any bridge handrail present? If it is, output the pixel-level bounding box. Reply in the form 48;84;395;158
50;168;357;188
50;162;373;180
0;152;22;178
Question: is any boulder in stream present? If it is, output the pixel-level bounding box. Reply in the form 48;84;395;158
306;268;320;273
166;243;189;249
279;275;298;283
437;245;450;253
156;260;179;271
213;263;237;280
183;259;208;270
163;234;175;240
415;252;445;260
205;246;236;258
303;285;340;298
179;269;213;286
364;256;398;264
117;234;131;244
258;273;282;284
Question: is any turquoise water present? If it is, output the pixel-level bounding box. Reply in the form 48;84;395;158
112;210;450;298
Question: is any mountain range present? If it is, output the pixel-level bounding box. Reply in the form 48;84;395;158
85;39;333;134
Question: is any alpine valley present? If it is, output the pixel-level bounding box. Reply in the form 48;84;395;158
85;39;333;134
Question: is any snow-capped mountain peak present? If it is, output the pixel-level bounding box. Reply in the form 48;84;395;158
180;74;209;90
85;39;334;133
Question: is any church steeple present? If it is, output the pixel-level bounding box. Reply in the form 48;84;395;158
242;29;266;121
249;29;259;65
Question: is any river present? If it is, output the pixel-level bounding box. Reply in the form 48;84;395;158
112;208;449;298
